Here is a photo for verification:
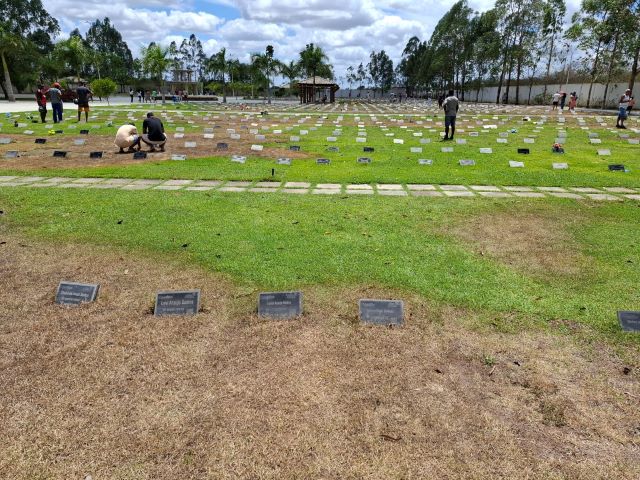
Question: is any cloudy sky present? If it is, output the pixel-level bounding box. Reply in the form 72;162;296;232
47;0;581;81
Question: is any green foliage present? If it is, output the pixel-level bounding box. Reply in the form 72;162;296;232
91;78;117;103
367;50;394;96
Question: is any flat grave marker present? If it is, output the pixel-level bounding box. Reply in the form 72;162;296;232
5;151;18;158
55;281;100;305
184;141;197;148
359;299;404;326
34;138;47;144
518;148;530;154
216;142;229;150
89;151;103;159
258;291;302;319
231;155;246;163
598;149;611;156
363;146;374;152
155;290;200;316
479;148;493;154
0;138;11;144
552;162;569;170
277;157;291;165
133;151;147;159
80;129;89;135
289;145;301;151
418;159;433;165
617;311;640;332
441;147;454;153
171;154;186;161
459;159;476;166
316;158;330;164
53;150;67;158
608;164;626;171
509;160;524;168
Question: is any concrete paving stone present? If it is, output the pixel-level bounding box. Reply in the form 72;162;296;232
284;182;311;188
443;190;475;197
58;183;88;188
549;192;584;199
470;185;501;191
194;181;222;187
316;183;342;189
512;192;546;198
584;193;622;201
154;185;184;190
131;179;162;185
15;177;46;182
571;187;602;193
411;190;444;197
27;183;55;187
249;187;279;193
346;184;373;190
625;194;640;200
603;187;637;193
538;186;568;192
478;191;512;197
41;177;73;183
72;178;104;184
0;176;17;182
101;178;133;184
225;181;252;187
377;184;404;190
503;186;534;192
312;189;342;195
345;189;374;195
219;186;247;192
407;184;436;191
121;184;152;190
440;185;469;191
0;182;24;186
162;180;194;186
184;186;214;191
255;181;282;187
89;184;121;189
378;190;408;196
281;188;309;194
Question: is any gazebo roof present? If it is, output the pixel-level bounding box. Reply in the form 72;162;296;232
298;77;338;86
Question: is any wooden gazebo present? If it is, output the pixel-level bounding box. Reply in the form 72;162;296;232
298;77;339;104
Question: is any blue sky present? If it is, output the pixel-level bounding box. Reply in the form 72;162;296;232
46;0;581;82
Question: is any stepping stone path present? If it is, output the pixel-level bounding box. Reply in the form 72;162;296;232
1;175;638;201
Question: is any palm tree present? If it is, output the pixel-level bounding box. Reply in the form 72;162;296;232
207;48;229;103
0;28;21;102
53;36;87;82
298;43;331;102
254;46;283;104
280;60;300;96
141;43;171;104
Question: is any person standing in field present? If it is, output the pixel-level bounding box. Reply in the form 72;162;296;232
49;82;63;123
36;84;48;123
560;92;567;110
617;89;632;129
568;92;577;113
441;89;459;141
129;88;134;103
76;81;93;122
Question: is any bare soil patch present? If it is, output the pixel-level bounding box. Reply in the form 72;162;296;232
0;233;638;479
447;211;588;277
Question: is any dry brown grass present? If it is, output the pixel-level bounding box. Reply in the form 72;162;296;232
0;232;638;479
447;211;588;277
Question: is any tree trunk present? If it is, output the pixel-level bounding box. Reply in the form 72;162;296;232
543;34;555;100
586;41;602;108
515;58;522;105
1;51;15;102
628;41;640;92
602;32;620;109
161;78;165;105
222;72;227;103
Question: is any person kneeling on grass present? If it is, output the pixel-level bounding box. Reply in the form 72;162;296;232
141;112;167;152
114;123;142;153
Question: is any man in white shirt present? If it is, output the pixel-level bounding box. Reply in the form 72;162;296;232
617;89;632;129
114;123;141;153
442;89;459;141
552;91;561;110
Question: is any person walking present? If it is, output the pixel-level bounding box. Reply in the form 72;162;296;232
441;89;459;141
616;89;632;129
49;82;63;123
35;84;48;123
76;81;93;122
560;92;567;110
138;89;143;102
129;88;134;103
552;91;560;110
568;92;577;113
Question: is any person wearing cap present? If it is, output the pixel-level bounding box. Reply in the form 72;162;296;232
49;82;63;123
141;112;167;152
35;85;48;123
114;123;142;153
617;89;632;129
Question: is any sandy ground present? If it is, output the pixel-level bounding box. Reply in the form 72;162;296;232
0;228;638;479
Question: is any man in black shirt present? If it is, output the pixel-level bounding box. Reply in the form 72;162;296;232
141;112;167;152
76;82;93;122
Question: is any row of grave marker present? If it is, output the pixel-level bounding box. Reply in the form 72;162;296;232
55;281;406;325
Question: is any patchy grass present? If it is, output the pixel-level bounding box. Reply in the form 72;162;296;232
0;234;638;479
1;187;639;345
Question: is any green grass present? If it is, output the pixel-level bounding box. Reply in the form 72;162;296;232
2;106;639;187
2;187;639;346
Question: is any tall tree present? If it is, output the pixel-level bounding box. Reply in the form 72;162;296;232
367;50;394;97
140;43;171;104
0;0;59;101
298;43;332;102
541;0;567;99
85;17;133;87
53;36;87;81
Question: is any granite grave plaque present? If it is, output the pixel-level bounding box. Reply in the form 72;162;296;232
517;148;530;154
459;159;475;166
552;162;568;169
5;151;18;158
155;290;200;316
289;145;301;151
231;155;246;163
217;142;228;150
316;158;331;164
509;160;524;168
359;299;404;325
89;151;103;159
418;159;433;165
35;138;47;144
0;138;11;144
171;154;187;161
363;147;375;152
53;150;67;158
55;281;100;305
133;151;147;159
617;311;640;332
277;157;291;165
358;157;372;164
258;291;302;319
608;164;625;171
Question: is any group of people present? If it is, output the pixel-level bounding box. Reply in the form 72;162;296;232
129;89;158;103
114;112;167;153
551;91;578;112
35;81;94;123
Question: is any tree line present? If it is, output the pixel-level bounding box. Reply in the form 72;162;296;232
0;0;333;102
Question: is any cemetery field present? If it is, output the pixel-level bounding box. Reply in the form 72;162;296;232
1;102;639;478
0;102;639;188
